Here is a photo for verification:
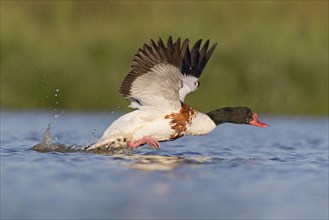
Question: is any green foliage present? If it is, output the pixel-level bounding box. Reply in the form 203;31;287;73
1;1;328;114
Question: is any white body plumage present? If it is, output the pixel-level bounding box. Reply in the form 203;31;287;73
89;109;216;149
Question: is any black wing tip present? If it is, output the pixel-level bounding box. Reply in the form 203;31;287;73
182;38;217;78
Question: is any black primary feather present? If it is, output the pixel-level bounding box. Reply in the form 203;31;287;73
182;39;217;78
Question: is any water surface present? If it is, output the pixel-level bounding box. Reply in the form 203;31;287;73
1;111;328;219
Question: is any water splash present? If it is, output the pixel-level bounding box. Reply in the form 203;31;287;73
32;123;81;153
41;123;52;146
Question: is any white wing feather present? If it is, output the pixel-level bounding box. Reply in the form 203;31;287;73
129;63;182;110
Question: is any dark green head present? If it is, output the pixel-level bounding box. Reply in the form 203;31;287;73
206;107;269;127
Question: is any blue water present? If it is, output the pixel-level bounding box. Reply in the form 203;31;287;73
1;110;328;219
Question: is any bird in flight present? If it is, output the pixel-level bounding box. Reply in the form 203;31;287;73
88;37;268;152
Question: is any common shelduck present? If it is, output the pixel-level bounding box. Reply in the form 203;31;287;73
88;37;268;151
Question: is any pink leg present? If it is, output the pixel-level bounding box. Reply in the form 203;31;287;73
127;136;160;150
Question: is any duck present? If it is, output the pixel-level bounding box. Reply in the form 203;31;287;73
87;36;268;151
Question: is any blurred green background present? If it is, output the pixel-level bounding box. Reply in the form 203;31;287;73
1;1;328;114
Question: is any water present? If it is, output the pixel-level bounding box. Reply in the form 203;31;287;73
1;110;328;219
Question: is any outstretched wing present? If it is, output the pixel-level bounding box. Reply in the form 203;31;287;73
179;39;217;101
120;37;189;110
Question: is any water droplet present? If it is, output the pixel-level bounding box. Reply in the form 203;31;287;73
55;94;58;97
56;89;60;92
55;102;59;105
